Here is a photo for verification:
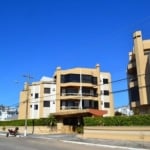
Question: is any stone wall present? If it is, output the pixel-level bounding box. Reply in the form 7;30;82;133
0;125;72;135
83;126;150;142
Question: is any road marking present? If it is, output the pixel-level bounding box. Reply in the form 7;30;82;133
63;140;149;150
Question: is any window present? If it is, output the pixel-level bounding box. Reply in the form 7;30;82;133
65;88;78;95
43;101;50;107
44;88;50;94
103;78;108;84
35;93;39;99
104;102;110;108
61;74;97;85
61;74;80;83
34;105;38;110
104;90;109;95
129;86;139;102
82;75;97;85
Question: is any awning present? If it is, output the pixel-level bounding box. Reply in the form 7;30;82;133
51;109;107;118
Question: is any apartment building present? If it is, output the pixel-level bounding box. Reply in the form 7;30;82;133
54;64;114;117
127;31;150;114
18;65;114;121
18;76;56;119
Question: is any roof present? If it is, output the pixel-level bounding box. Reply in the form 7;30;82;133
40;76;54;82
51;109;107;118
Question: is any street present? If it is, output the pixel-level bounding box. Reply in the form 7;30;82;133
0;136;114;150
0;135;144;150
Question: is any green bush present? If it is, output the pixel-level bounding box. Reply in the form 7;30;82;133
1;115;150;128
76;126;83;134
84;115;150;126
0;118;50;127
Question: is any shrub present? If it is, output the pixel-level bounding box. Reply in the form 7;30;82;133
76;126;83;134
84;115;150;126
0;118;50;127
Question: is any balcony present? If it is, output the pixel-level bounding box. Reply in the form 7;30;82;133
61;93;98;100
61;105;79;110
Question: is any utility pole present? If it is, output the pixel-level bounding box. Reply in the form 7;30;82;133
23;74;33;136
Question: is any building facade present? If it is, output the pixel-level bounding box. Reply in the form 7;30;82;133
127;31;150;114
18;65;114;120
54;64;114;116
18;76;56;119
100;72;114;116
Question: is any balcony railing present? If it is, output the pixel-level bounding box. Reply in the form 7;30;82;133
61;93;97;97
61;106;79;110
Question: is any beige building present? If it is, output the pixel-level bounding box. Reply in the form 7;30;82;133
127;31;150;114
18;65;114;121
18;76;56;119
54;64;114;117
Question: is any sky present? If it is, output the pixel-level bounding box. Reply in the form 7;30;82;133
0;0;150;108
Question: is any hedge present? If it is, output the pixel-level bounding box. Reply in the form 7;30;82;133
84;115;150;126
1;115;150;127
0;118;50;127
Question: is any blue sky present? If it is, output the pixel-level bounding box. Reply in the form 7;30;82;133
0;0;150;108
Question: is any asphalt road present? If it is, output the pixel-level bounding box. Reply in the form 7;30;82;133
0;133;149;150
0;136;123;150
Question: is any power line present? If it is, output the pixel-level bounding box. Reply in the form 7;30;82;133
4;72;150;108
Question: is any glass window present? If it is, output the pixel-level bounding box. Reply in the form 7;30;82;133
66;88;78;95
44;88;50;94
35;93;39;99
103;78;109;84
129;86;139;102
104;90;109;95
92;77;97;85
61;74;80;83
43;101;50;107
34;105;38;110
82;75;91;83
82;75;97;85
104;102;110;108
61;74;97;85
